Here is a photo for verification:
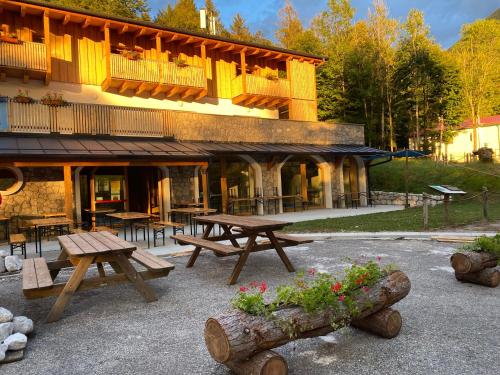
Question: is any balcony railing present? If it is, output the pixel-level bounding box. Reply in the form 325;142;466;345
0;41;47;71
0;98;364;145
161;62;205;89
232;74;290;100
109;54;160;82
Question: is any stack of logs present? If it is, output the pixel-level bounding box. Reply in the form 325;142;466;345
204;271;411;375
450;252;500;287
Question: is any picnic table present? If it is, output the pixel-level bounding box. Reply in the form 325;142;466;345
22;231;174;322
29;217;73;255
106;212;151;247
171;214;312;285
84;208;117;229
170;207;217;235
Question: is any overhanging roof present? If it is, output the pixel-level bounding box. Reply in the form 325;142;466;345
0;135;386;160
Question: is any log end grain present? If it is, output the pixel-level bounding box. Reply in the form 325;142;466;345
226;350;288;375
352;308;402;339
450;252;498;274
205;318;231;363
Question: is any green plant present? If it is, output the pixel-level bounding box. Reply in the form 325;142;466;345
232;281;268;316
265;72;279;81
41;92;66;106
173;56;188;67
461;234;500;263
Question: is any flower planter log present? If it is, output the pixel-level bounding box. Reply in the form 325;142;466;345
225;350;288;375
450;252;499;287
455;267;500;288
205;270;410;373
450;252;498;273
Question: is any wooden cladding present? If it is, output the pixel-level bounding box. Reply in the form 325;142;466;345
0;40;47;71
7;100;173;137
162;62;205;89
231;74;291;109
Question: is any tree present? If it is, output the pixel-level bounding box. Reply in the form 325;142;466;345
451;19;500;150
203;0;228;36
229;13;253;42
276;0;304;49
45;0;150;20
155;0;199;32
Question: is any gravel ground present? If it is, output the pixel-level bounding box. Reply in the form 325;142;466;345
0;239;499;375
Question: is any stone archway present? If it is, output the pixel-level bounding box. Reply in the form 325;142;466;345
238;154;264;215
334;155;368;207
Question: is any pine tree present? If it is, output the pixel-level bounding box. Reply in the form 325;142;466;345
230;13;253;42
45;0;150;20
276;0;304;49
203;0;227;36
155;0;199;32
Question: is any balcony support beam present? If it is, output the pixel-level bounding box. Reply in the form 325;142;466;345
43;11;51;85
135;82;149;96
240;49;247;95
20;6;27;17
243;96;260;107
118;24;129;34
103;23;111;82
165;86;182;98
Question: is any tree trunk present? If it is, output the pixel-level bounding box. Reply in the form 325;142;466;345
455;267;499;288
225;350;288;375
204;271;411;363
351;307;402;339
450;252;498;274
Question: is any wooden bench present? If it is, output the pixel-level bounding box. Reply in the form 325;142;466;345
233;228;313;246
171;234;243;256
22;258;54;297
9;233;27;258
131;249;175;273
94;226;119;236
156;221;185;245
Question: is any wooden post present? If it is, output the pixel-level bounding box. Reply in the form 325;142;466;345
201;166;209;210
155;32;163;80
43;11;51;84
240;49;247;94
423;193;429;230
201;43;208;91
90;170;96;230
124;167;130;211
300;162;308;203
63;166;73;220
103;23;111;87
443;194;449;226
221;158;228;214
482;186;488;223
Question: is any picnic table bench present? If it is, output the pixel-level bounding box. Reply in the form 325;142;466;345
171;214;312;285
22;231;174;322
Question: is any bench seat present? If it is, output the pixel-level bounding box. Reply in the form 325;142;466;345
22;258;54;293
157;221;185;228
171;234;243;256
9;233;26;244
94;226;119;236
131;249;175;272
232;228;313;245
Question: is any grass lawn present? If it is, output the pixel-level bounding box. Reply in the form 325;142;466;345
285;199;500;232
370;159;500;194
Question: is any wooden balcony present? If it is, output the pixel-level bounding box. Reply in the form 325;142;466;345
232;74;291;109
102;55;207;100
0;41;48;81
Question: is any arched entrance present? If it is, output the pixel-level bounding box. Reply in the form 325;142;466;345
335;155;367;207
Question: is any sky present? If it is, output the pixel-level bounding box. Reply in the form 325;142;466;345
148;0;499;48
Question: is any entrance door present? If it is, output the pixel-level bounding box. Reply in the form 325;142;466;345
128;167;160;214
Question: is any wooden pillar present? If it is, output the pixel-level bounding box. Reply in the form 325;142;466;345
201;43;208;92
64;166;73;220
43;11;51;84
103;23;111;89
201;166;209;210
240;49;247;94
155;32;163;78
123;167;130;211
221;159;228;214
90;169;96;229
300;162;308;202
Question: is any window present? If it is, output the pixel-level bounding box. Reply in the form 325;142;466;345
0;167;23;195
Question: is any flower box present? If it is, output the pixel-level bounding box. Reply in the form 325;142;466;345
0;35;20;44
13;96;33;104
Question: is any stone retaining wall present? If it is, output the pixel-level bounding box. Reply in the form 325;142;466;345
371;191;443;207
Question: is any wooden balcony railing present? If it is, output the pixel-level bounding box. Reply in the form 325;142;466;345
109;54;160;82
232;74;290;99
0;41;47;71
161;62;205;88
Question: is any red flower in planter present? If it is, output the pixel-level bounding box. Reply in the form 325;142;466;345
239;286;248;293
250;281;259;288
260;281;267;294
331;282;342;293
307;268;317;277
361;286;370;293
338;295;346;302
376;256;382;262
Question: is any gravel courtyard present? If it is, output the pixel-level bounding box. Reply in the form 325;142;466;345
1;239;499;375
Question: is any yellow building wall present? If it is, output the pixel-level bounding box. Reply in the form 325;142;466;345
438;126;500;161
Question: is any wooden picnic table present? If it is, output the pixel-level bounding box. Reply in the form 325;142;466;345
22;231;174;322
171;214;312;285
84;208;117;229
170;207;217;235
106;212;151;247
29;217;73;256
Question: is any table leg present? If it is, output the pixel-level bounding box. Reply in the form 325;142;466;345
113;253;157;302
220;224;241;248
228;234;257;285
146;221;150;249
50;250;69;280
96;262;106;278
186;223;214;268
265;231;295;272
46;256;94;323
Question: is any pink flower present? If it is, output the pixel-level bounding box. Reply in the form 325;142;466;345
307;268;317;277
239;286;248;292
331;282;342;293
376;256;382;262
250;281;259;288
361;286;370;293
338;295;346;302
260;281;267;294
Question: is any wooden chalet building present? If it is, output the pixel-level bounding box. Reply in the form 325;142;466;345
0;0;383;226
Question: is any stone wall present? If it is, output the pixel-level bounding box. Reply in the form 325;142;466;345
171;111;365;145
370;191;443;207
169;167;196;204
0;167;65;225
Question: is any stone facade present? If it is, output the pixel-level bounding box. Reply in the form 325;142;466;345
169;166;196;204
0;168;65;221
370;191;443;207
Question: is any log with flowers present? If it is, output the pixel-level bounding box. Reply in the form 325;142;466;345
204;260;411;375
450;235;500;287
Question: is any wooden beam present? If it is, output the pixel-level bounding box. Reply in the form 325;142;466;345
181;88;197;100
103;23;111;80
300;162;308;202
135;27;148;38
0;161;209;168
263;51;273;58
43;11;51;85
201;167;209;210
268;98;282;108
240;50;247;94
221;158;228;214
165;86;182;98
63;165;73;220
23;73;29;84
222;44;235;53
135;82;149;95
195;89;207;100
180;37;196;45
118;24;129;34
243;96;260;107
62;14;71;25
232;94;248;105
118;81;131;94
82;17;91;29
255;97;272;107
201;43;207;90
167;33;181;42
20;6;26;17
151;84;165;97
248;49;261;56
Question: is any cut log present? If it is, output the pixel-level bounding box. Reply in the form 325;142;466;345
351;307;402;339
225;350;288;375
450;252;498;274
205;271;410;363
455;267;500;288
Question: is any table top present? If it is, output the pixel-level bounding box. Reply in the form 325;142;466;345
171;208;218;214
0;216;9;221
106;212;150;220
194;214;290;230
58;231;136;257
84;208;117;214
42;212;66;218
30;217;73;227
